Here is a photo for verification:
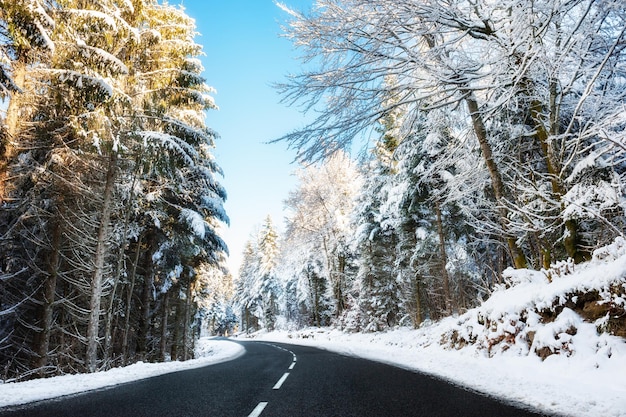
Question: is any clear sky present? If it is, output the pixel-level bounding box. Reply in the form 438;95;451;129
178;0;314;276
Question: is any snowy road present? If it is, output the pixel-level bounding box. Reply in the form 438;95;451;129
0;341;553;417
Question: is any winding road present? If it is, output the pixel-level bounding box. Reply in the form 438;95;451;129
0;341;553;417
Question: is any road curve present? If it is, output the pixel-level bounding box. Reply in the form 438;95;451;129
0;341;554;417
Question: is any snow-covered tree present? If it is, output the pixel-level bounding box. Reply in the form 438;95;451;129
283;151;361;321
351;155;402;331
234;239;262;332
0;0;58;379
0;0;55;163
115;0;227;365
257;216;281;330
195;261;235;337
276;0;626;271
280;244;332;327
0;0;137;376
349;102;480;328
233;216;281;331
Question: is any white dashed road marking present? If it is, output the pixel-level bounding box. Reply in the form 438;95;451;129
248;402;268;417
273;372;290;390
248;344;298;416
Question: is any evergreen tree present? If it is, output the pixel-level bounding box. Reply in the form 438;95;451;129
234;239;261;332
233;217;281;331
257;216;280;330
351;156;402;331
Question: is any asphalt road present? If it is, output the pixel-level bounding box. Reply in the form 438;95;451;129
0;341;554;417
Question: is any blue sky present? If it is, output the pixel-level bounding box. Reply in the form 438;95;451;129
179;0;314;274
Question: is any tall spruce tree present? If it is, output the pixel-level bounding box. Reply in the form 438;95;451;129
257;216;280;330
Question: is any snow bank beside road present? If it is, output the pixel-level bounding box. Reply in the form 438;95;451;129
0;338;244;409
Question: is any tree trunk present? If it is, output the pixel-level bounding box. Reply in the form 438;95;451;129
434;200;453;314
182;283;193;361
159;291;169;361
310;270;321;327
137;233;155;361
36;218;62;375
530;93;588;264
464;91;528;269
336;253;346;314
122;235;142;364
413;275;423;328
1;60;26;203
104;173;137;365
58;280;67;370
86;153;117;373
170;296;181;361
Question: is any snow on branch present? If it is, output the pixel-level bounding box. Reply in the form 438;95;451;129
565;151;602;184
162;115;216;145
44;69;113;99
33;20;55;53
182;57;205;74
205;231;229;259
0;64;21;96
137;130;197;167
64;8;117;31
201;194;229;225
183;88;216;109
119;0;135;14
140;69;206;86
276;2;302;19
179;208;206;239
194;165;227;199
28;1;55;52
73;43;128;75
29;1;55;29
201;155;224;177
562;181;621;221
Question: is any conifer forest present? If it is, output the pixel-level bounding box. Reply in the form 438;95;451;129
0;0;229;380
2;0;626;384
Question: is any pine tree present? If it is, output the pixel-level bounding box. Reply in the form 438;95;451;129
0;0;55;200
351;156;402;331
120;0;226;364
234;239;261;332
256;216;280;330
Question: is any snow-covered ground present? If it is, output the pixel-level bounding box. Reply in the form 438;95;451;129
0;338;244;409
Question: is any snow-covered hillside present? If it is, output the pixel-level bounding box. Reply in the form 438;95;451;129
439;238;626;360
246;238;626;417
